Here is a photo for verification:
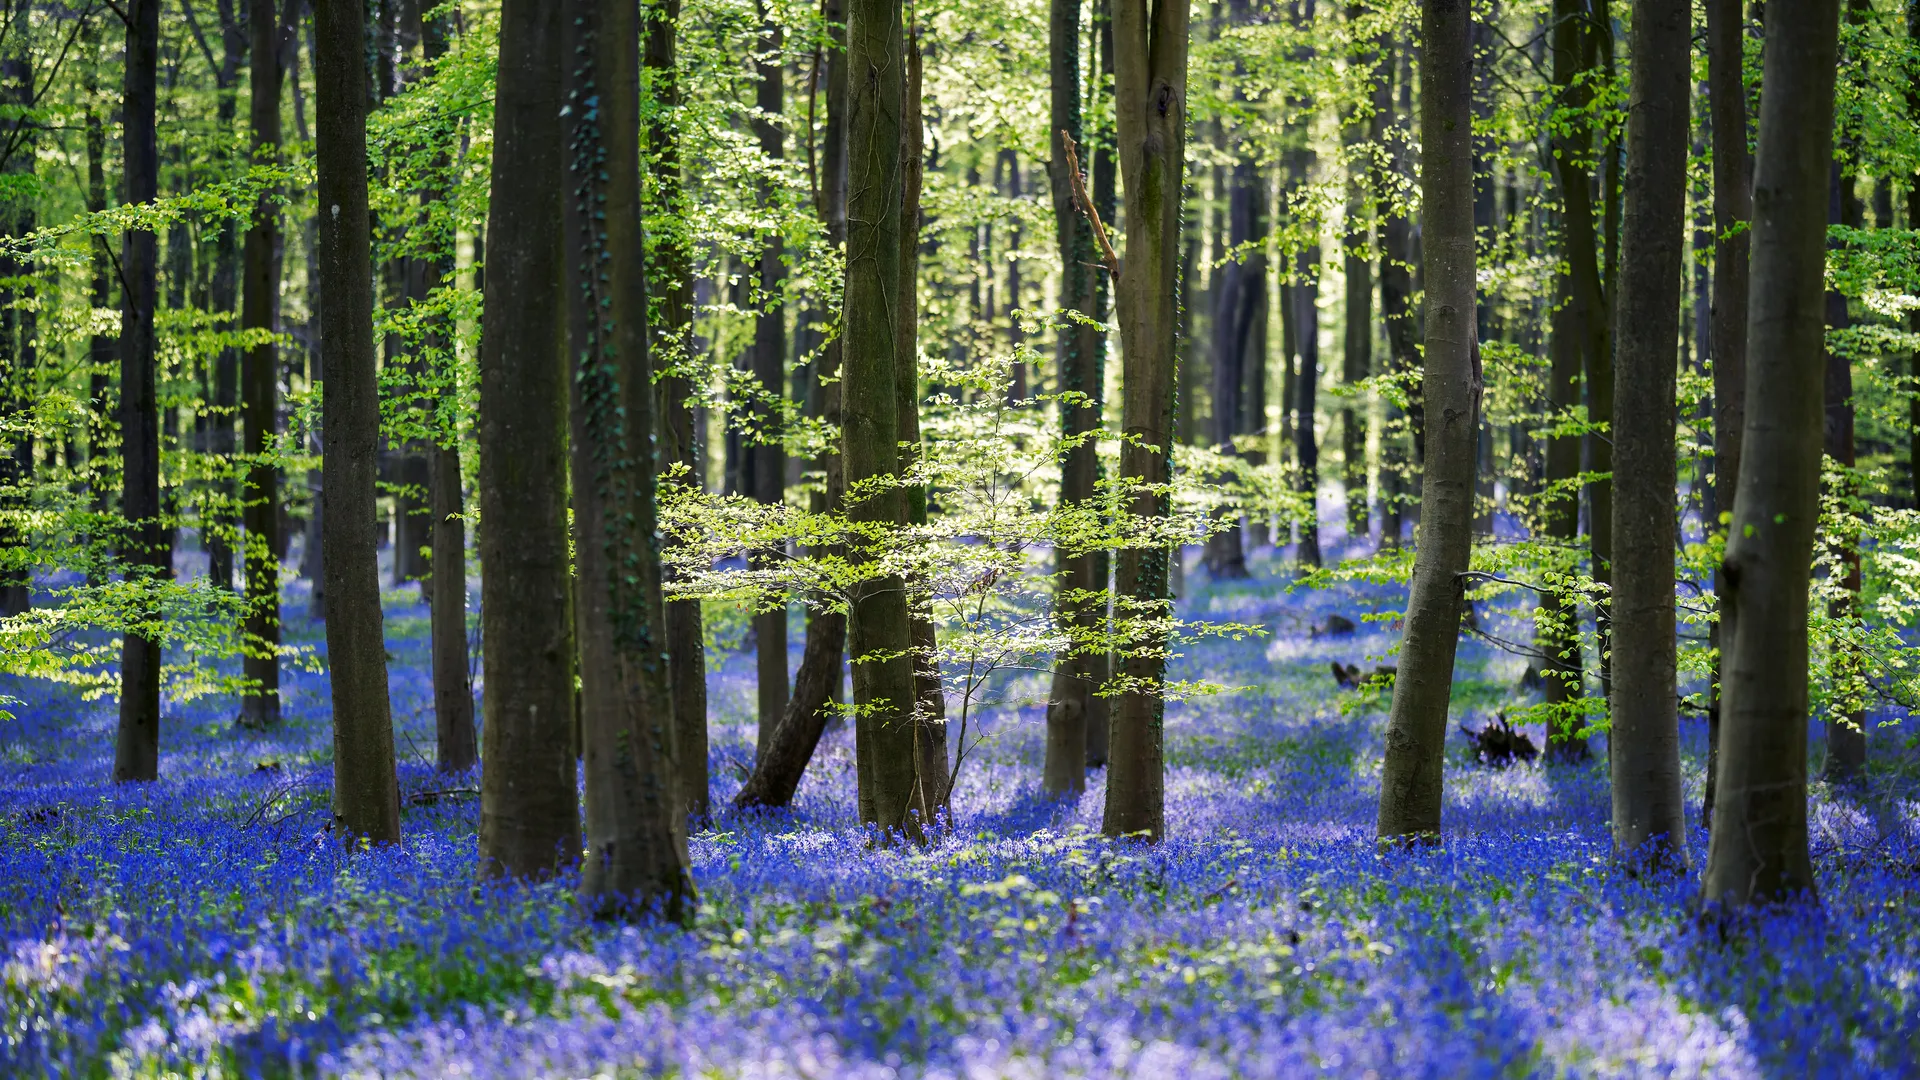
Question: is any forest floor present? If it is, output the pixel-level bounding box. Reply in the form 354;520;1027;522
3;538;1919;1078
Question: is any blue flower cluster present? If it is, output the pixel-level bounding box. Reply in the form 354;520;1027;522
3;549;1916;1078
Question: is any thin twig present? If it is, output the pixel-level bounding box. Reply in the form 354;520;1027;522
1059;130;1119;278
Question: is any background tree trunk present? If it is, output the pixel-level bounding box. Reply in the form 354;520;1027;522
1703;0;1841;910
239;0;289;729
1341;15;1373;545
1374;0;1480;843
897;35;948;820
1101;0;1189;843
1086;0;1116;771
751;4;789;759
1042;0;1100;798
1379;38;1416;550
736;0;850;812
562;0;694;917
314;0;400;841
648;0;709;824
1293;244;1321;568
477;0;579;879
1821;161;1866;783
1607;0;1690;867
114;0;164;784
1703;0;1750;822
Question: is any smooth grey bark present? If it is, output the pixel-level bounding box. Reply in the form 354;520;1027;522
1704;0;1751;820
1607;0;1691;867
239;0;290;729
1101;0;1190;843
751;3;790;758
477;0;579;879
562;0;695;917
1374;0;1481;843
1703;0;1840;910
314;0;400;842
114;0;164;784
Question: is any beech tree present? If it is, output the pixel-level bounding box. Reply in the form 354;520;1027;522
313;0;399;842
1704;0;1843;909
1374;0;1479;843
1607;0;1690;867
112;0;161;784
561;0;693;916
476;0;578;879
842;0;922;839
1102;0;1190;843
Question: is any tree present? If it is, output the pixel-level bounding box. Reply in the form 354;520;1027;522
1203;0;1262;581
313;0;400;842
113;0;163;784
1374;0;1480;843
238;0;290;730
1042;0;1103;797
843;0;922;839
1701;0;1749;814
1340;7;1373;546
1607;0;1690;868
478;0;580;877
561;0;694;916
733;0;850;813
1703;0;1842;910
648;0;710;825
896;31;948;819
1102;0;1190;842
750;1;789;758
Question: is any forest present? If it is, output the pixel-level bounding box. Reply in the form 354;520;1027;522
1;0;1918;1073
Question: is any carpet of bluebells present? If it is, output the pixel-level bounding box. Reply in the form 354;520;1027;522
4;532;1920;1079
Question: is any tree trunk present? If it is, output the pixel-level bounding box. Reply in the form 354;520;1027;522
477;0;578;879
1607;0;1690;867
647;0;709;825
843;0;922;840
0;46;35;618
239;0;289;729
1293;245;1322;568
1703;0;1840;910
1341;20;1372;544
1086;0;1116;771
1043;0;1105;797
563;0;694;917
897;35;948;819
1821;162;1866;784
1374;0;1480;842
313;0;400;841
114;0;164;784
1379;39;1416;551
1101;0;1190;843
751;4;790;759
1203;1;1260;580
1540;275;1586;758
86;106;116;557
735;0;850;812
1703;0;1751;822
